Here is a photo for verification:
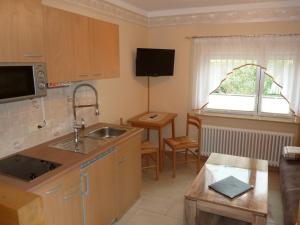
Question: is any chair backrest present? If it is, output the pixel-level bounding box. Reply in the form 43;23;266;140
186;113;202;145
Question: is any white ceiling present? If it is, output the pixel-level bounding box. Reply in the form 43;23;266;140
103;0;300;17
111;0;282;11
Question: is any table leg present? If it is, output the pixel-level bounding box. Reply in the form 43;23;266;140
158;128;164;171
171;119;175;138
184;198;197;225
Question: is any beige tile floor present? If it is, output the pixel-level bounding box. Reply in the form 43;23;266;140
116;161;283;225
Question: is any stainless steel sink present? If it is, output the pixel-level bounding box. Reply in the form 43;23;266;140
49;126;129;154
49;137;102;154
87;127;127;139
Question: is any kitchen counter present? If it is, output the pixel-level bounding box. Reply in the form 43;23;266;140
0;123;143;191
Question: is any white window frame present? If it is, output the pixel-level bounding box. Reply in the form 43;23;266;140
203;65;293;118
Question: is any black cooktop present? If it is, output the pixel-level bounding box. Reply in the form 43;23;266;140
0;154;61;182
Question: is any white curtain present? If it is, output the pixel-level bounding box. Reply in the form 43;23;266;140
191;35;300;115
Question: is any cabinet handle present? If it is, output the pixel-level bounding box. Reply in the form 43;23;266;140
23;53;43;58
80;173;90;196
118;156;128;164
63;190;79;201
93;73;103;77
79;74;89;77
45;184;62;195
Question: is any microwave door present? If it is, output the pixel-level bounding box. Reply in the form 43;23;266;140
0;66;35;103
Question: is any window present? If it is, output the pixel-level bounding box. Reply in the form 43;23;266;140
206;64;291;116
191;36;300;117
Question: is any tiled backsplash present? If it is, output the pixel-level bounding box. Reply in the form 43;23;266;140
0;81;99;158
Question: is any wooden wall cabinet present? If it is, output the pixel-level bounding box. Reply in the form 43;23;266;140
43;6;75;83
117;135;142;217
89;19;120;79
43;6;120;83
0;0;45;62
32;169;83;225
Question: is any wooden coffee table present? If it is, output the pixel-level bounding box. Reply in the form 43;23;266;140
185;153;268;225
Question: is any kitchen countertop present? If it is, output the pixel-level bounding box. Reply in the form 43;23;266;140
0;123;143;191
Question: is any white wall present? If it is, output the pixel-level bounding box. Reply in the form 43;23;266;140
147;22;300;142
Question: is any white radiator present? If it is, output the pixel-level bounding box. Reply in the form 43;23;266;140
201;125;295;167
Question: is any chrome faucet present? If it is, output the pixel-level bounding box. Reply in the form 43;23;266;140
72;83;100;122
73;118;85;144
72;83;100;143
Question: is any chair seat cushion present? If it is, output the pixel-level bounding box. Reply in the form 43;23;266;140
141;141;158;154
164;136;198;149
142;148;158;154
142;141;157;149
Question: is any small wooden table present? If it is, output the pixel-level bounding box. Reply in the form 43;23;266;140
185;153;268;225
128;112;177;171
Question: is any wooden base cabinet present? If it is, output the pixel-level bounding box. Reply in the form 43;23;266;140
32;169;83;225
117;135;142;217
80;148;118;225
31;134;141;225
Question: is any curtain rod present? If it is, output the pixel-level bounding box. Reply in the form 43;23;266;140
185;33;300;39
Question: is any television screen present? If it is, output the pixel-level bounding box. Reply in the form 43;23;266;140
136;48;175;76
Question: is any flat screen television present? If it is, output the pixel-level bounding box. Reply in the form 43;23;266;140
136;48;175;76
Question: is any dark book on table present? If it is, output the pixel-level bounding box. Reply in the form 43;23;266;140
208;176;254;199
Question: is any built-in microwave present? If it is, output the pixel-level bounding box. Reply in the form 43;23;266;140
0;63;47;104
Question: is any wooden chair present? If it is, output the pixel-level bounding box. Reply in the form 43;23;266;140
120;118;159;180
164;113;202;178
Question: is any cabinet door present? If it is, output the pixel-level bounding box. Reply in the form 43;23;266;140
72;14;92;81
89;19;104;80
117;135;142;217
0;1;18;61
82;150;118;225
0;0;44;62
61;170;83;225
89;19;120;79
32;169;82;225
99;21;120;78
43;6;75;83
17;0;45;62
34;183;64;225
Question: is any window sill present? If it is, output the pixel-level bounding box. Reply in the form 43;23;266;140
194;110;300;124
